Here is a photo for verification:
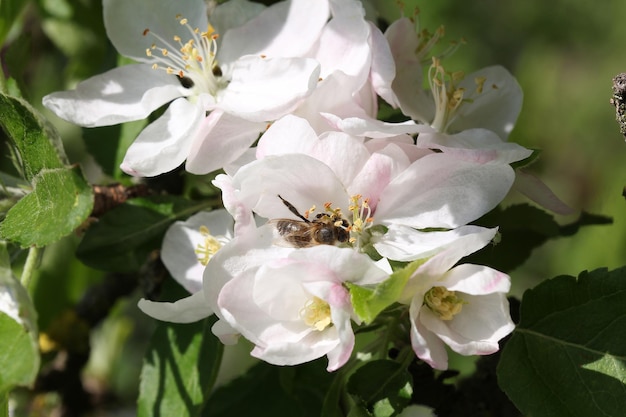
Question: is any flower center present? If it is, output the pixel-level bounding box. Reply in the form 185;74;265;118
143;15;227;96
347;194;374;245
428;57;492;133
194;226;222;266
423;286;464;320
300;297;332;331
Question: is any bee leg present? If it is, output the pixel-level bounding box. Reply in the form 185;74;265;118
277;195;310;223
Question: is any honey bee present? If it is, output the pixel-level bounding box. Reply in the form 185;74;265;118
271;195;350;248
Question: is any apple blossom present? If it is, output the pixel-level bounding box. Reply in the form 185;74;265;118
398;228;515;370
209;226;389;371
222;115;515;261
43;0;328;176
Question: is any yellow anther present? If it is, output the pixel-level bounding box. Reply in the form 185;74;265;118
301;297;332;331
424;287;464;321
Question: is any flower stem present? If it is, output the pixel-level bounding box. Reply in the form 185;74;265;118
21;246;41;290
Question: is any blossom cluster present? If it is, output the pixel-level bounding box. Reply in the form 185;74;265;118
44;0;542;371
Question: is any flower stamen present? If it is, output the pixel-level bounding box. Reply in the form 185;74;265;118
195;225;222;266
142;15;225;96
300;297;332;331
424;286;464;320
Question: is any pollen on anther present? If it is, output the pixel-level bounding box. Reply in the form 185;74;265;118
180;18;189;25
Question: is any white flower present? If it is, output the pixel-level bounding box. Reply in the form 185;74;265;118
398;230;515;370
208;226;389;371
222;115;513;260
43;0;327;176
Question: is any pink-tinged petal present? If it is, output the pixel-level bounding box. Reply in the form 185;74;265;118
326;306;355;371
185;109;265;175
219;56;320;122
416;129;533;164
385;18;434;124
232;154;350;219
450;66;523;140
104;0;208;62
322;113;429;138
251;329;340;367
218;0;329;63
441;264;511;295
409;298;449;370
256;115;318;158
369;22;398;107
43;64;184;127
374;225;497;263
137;292;212;323
289;246;388;286
514;169;575;215
212;174;256;237
258;115;367;179
375;153;515;228
211;318;240;345
413;227;499;279
120;97;203;177
348;145;409;212
161;210;234;294
311;132;370;187
420;293;514;356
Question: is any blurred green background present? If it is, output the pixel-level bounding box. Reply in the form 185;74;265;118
2;0;626;411
377;0;626;294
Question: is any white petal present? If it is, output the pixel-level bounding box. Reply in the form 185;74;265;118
420;293;514;356
211;0;266;36
369;22;398;107
211;318;241;345
385;18;434;124
232;154;349;219
218;0;329;63
212;174;256;238
450;66;523;140
219;56;320;122
104;0;208;62
513;169;575;215
416;129;532;164
409;298;448;370
256;115;318;158
375;153;515;228
441;264;511;295
314;6;371;84
137;291;212;323
120;97;203;177
292;71;371;133
185;109;265;175
322;113;430;138
43;64;184;127
374;225;496;263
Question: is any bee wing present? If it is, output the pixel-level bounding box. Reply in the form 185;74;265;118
268;219;316;248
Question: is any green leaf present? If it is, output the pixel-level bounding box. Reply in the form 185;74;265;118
0;242;39;394
0;166;93;247
0;93;67;181
76;196;210;272
205;359;333;417
138;315;222;417
467;204;612;272
498;267;626;417
346;359;413;417
349;259;425;323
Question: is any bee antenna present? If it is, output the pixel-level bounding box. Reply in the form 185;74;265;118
277;195;310;223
